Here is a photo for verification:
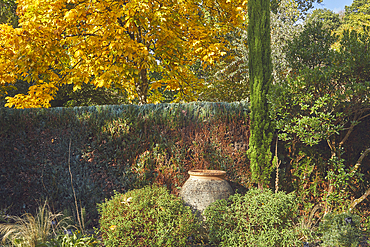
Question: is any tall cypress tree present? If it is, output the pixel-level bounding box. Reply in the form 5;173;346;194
247;0;273;188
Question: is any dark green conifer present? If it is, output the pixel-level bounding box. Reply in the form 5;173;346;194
247;0;273;188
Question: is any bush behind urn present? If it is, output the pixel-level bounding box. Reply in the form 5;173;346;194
203;188;302;247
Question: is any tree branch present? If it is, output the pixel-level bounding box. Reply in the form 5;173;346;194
350;187;370;211
64;33;99;38
349;147;370;211
358;111;370;122
339;111;370;148
338;113;358;148
355;147;370;170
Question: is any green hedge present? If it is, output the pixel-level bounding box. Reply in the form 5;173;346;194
0;102;250;226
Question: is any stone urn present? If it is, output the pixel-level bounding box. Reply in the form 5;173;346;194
180;169;233;215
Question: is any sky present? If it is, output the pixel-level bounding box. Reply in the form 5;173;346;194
313;0;354;13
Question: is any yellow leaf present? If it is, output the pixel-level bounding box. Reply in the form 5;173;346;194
73;84;81;91
74;50;83;58
95;79;105;87
150;81;162;90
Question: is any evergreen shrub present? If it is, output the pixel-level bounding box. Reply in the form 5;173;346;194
97;185;199;247
203;188;301;247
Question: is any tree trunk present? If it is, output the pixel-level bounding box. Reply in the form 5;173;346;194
136;68;149;105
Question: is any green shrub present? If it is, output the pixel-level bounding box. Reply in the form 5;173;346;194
203;188;301;247
97;185;199;247
319;212;362;247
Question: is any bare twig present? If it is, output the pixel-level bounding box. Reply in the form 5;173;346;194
68;139;84;234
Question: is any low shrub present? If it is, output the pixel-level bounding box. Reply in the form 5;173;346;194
318;211;362;247
97;184;199;247
203;188;301;247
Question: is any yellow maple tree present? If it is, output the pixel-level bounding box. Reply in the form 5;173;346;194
0;0;246;108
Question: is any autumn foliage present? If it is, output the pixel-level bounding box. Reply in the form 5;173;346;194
0;0;246;108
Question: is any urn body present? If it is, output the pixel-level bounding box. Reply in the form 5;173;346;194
180;169;233;214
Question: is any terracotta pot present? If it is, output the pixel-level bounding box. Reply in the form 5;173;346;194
180;169;233;215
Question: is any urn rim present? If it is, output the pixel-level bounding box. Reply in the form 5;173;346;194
188;169;226;178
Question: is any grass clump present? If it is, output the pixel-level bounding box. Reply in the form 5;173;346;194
98;184;199;247
0;201;99;247
0;202;66;247
46;230;99;246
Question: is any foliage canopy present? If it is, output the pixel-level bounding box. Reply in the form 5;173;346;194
0;0;246;108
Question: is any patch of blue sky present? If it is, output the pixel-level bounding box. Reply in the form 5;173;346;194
313;0;354;13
